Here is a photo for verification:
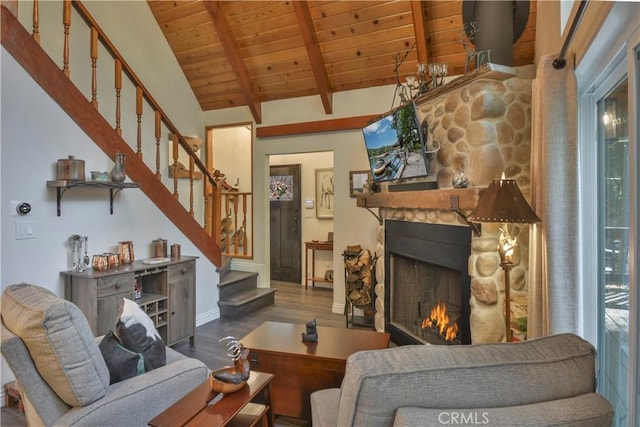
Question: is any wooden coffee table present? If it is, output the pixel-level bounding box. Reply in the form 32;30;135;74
240;321;390;420
148;370;274;427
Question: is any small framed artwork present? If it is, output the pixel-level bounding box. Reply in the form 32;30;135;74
349;170;371;197
315;168;334;219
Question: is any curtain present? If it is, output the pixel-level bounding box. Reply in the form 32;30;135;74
528;53;580;338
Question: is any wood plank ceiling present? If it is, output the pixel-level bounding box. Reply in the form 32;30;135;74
147;1;536;123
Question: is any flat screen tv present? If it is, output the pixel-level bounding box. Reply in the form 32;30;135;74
361;102;429;183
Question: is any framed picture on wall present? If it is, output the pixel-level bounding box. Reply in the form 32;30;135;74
315;168;334;219
349;170;371;197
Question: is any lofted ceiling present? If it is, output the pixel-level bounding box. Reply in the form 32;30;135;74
147;1;536;123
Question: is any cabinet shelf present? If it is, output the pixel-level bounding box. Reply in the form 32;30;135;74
46;180;140;216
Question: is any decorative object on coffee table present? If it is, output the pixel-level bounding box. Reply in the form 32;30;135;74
210;336;250;393
301;319;318;342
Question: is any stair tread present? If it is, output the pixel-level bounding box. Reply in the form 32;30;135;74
218;288;277;307
219;270;259;287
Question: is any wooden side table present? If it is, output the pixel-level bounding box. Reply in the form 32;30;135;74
148;371;274;427
304;241;333;289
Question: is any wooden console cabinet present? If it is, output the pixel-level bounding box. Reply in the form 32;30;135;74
63;256;197;346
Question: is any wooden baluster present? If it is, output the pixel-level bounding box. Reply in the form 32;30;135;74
232;195;239;253
114;59;122;135
90;27;98;108
213;182;222;248
172;134;179;198
32;0;40;44
136;87;143;157
224;195;230;254
155;111;162;178
62;0;71;77
189;156;195;216
203;178;210;233
242;194;248;255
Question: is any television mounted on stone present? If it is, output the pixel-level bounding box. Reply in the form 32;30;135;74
361;102;430;183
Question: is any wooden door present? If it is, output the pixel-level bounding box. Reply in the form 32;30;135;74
270;165;301;282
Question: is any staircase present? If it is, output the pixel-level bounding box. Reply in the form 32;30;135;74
217;261;277;318
1;1;273;315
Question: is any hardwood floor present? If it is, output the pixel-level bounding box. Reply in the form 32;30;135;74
1;281;360;426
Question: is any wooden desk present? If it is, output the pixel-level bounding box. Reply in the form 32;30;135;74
304;240;333;289
148;371;274;427
241;321;390;421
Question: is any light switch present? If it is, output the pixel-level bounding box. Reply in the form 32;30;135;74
15;221;36;240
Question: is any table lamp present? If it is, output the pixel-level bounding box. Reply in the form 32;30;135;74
467;174;541;341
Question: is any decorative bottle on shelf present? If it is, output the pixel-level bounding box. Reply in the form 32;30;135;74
110;152;126;182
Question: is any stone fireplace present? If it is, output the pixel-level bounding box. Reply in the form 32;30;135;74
363;75;533;344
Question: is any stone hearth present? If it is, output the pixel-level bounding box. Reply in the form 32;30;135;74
366;77;532;344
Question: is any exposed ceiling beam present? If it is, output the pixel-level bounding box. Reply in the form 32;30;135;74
292;1;333;114
411;1;429;64
203;1;262;124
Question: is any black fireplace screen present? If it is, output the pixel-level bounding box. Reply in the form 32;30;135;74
390;254;462;344
384;220;471;345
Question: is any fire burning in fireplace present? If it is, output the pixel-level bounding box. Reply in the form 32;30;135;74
421;302;459;342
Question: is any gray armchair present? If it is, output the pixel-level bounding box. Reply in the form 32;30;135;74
1;283;208;426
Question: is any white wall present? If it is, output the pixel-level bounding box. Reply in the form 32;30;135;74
203;86;395;313
2;2;218;387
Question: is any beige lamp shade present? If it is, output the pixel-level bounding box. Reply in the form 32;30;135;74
468;179;541;224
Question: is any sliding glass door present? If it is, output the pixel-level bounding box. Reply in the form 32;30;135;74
579;6;638;425
597;77;630;427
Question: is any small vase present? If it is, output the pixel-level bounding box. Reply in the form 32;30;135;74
110;152;126;182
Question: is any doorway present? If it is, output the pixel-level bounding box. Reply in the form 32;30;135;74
269;164;302;282
269;152;335;288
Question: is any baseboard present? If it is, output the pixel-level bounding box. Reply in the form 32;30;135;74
332;302;345;315
196;308;219;326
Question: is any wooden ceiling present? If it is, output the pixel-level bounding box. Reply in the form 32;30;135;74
147;1;536;123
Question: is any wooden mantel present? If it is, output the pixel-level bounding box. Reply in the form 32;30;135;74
356;188;483;211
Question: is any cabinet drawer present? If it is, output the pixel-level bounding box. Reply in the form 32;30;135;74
97;273;135;298
168;261;195;280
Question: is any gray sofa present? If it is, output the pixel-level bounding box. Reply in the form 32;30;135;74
1;283;208;426
310;334;613;426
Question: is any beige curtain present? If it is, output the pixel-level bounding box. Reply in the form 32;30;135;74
528;53;580;338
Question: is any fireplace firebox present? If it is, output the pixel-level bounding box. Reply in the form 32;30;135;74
385;220;472;345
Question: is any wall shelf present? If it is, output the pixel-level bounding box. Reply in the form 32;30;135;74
46;180;140;216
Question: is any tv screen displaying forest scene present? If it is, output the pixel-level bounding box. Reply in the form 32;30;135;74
361;103;429;183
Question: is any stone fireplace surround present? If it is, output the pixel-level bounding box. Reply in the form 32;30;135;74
362;77;533;344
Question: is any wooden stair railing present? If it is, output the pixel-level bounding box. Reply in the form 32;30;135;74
0;1;235;267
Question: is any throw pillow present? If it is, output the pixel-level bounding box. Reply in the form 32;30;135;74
99;330;145;384
116;298;166;371
1;283;109;407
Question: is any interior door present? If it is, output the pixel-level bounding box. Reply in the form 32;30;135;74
270;164;301;282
